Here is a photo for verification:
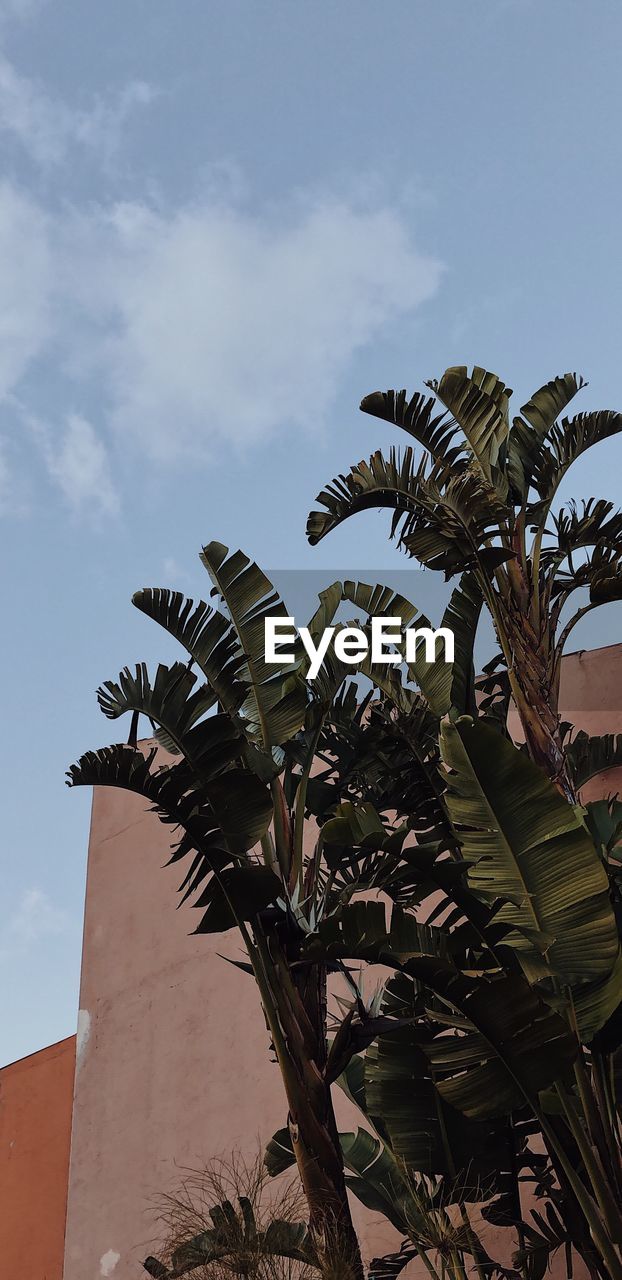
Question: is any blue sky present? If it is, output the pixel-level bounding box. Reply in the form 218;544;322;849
2;0;622;1065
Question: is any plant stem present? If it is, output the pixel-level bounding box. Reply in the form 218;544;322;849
556;1079;622;1244
292;719;323;891
541;1090;622;1280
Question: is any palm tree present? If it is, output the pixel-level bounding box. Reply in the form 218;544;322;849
67;544;413;1280
307;367;622;797
68;367;622;1277
265;669;622;1277
300;366;622;1277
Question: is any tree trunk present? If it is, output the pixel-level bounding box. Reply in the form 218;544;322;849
511;674;574;798
500;590;576;799
261;931;365;1280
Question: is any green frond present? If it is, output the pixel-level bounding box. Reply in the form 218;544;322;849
531;409;622;508
132;588;247;719
360;387;466;466
427;365;511;492
508;372;586;497
441;717;620;993
200;542;308;748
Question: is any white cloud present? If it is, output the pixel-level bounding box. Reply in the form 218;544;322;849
0;179;442;501
0;0;154;168
0;181;51;394
43;412;119;515
0;1;442;503
0;55;154;167
78;195;442;462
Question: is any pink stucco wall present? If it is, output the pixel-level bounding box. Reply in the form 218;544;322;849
63;645;622;1280
63;764;395;1278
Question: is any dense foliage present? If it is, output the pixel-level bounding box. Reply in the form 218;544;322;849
70;367;622;1279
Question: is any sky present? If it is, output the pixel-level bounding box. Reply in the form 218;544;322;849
2;0;622;1065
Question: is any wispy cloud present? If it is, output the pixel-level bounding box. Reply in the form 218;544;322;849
0;4;443;516
0;55;155;168
0;181;51;393
0;0;154;169
71;194;443;463
2;887;70;952
42;412;119;516
0;10;443;522
0;178;442;509
22;404;119;517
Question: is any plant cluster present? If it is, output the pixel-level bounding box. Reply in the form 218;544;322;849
70;367;622;1280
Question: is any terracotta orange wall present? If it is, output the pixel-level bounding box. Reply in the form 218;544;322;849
0;1034;75;1280
62;645;622;1280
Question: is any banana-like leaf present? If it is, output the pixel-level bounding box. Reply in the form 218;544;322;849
132;588;247;720
264;1126;296;1177
360;387;466;467
439;572;483;716
364;1017;508;1181
337;959;576;1126
583;797;622;860
307;448;506;580
398;468;510;575
193;865;281;933
200;543;307;748
302;900;449;967
265;1124;416;1238
551;498;622;562
409;965;578;1120
589;560;622;604
340;579;452;716
572;951;622;1043
508;373;585;497
266;580;362;708
340;1128;415;1234
354;646;417;717
336;1051;367;1112
199;768;274;856
566;730;622;791
326;701;455;851
66;747;233;917
319;792;462;913
551;541;622;607
520;373;585;439
440;717;620;990
303;580;344;644
97;665;243;775
307;446;428;547
475;651;511;731
427;365;511;491
66;743;272;859
320;798;388;848
368;1241;419;1280
531;410;622;509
